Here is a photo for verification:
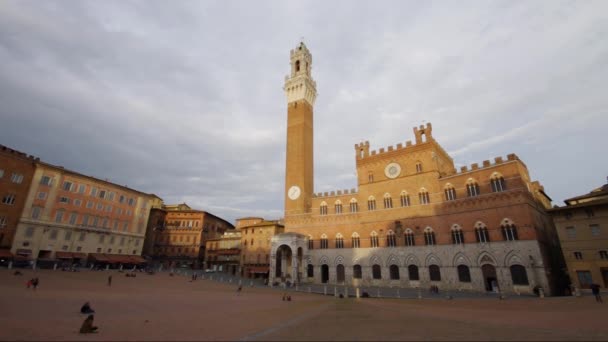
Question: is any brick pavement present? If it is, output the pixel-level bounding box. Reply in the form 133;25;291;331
0;269;606;341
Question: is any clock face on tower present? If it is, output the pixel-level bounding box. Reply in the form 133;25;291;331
288;185;301;200
384;162;401;179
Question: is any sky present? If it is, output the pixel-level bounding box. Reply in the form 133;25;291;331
1;1;607;224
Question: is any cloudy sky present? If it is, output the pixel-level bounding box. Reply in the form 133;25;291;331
1;1;607;224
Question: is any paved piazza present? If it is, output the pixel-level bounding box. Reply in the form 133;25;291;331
0;269;607;341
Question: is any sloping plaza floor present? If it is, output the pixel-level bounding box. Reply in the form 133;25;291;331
0;269;607;341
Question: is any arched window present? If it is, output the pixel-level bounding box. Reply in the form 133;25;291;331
429;265;441;281
320;234;329;249
320;201;328;215
457;265;471;283
295;60;300;72
408;265;419;280
400;191;411;207
475;222;490;243
368;171;374;183
335;233;344;249
372;264;382;279
367;196;377;211
444;184;457;201
510;265;529;285
466;179;480;197
307;264;314;277
424;227;436;246
351;232;360;248
501;221;519;241
353;265;362;279
370;231;379;248
491;173;506;192
404;228;415;246
308;235;314;249
416;161;423;173
386;230;396;247
419;188;430;205
383;193;393;209
335;200;343;214
349;198;358;213
389;265;400;280
451;225;464;245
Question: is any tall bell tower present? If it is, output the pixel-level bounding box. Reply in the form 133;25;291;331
284;42;317;216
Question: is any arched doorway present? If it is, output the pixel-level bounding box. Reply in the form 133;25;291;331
481;264;497;292
321;264;329;283
336;264;345;283
275;245;293;281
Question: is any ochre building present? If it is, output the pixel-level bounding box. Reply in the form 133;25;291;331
237;217;284;279
549;180;608;290
11;159;163;266
147;203;234;268
0;145;37;257
204;230;241;275
270;43;564;295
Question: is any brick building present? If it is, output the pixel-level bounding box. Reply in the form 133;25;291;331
0;145;37;259
270;43;565;295
10;159;163;267
238;217;284;279
204;230;241;275
549;180;608;290
147;203;234;268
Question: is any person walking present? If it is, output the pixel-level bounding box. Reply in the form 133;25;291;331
237;285;242;296
32;277;39;290
107;275;112;287
591;283;603;303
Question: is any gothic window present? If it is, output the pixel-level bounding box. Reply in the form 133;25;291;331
429;265;441;281
320;202;328;215
400;191;411;207
501;223;519;241
350;198;358;213
320;234;328;249
424;227;436;246
351;232;360;248
475;222;490;243
295;60;300;72
308;236;314;250
335;233;344;249
386;230;396;247
457;265;471;283
353;265;362;279
383;193;393;209
466;179;480;197
404;229;415;246
372;264;382;279
367;196;377;211
368;172;374;183
451;225;464;245
491;173;506;192
408;265;420;280
416;162;423;173
335;200;343;214
389;265;400;280
307;264;314;277
510;265;529;285
419;189;430;205
370;231;379;248
444;184;457;201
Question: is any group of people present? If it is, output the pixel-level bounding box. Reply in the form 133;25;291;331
281;293;292;301
26;277;39;290
79;303;98;333
429;285;440;294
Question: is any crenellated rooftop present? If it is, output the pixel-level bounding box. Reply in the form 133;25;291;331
443;153;525;179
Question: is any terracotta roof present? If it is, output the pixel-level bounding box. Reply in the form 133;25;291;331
565;183;608;205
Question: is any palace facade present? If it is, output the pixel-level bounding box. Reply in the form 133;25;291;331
270;43;565;295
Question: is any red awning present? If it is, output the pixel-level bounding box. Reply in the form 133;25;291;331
72;253;87;259
248;266;269;274
89;253;109;262
55;251;73;259
0;249;14;259
128;255;147;264
16;249;32;256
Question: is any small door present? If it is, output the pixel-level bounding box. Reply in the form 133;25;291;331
321;264;329;283
481;264;497;292
336;264;345;283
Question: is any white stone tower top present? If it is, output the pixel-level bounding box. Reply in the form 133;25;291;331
284;42;317;106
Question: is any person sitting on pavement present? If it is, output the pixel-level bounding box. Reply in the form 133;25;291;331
79;314;98;334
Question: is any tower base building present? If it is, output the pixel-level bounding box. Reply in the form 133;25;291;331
270;43;565;296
